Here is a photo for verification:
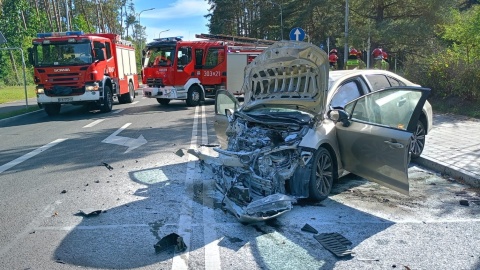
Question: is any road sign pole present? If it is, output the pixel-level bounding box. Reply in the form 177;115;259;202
0;32;28;110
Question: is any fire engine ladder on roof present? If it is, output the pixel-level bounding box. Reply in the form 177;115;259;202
195;33;276;47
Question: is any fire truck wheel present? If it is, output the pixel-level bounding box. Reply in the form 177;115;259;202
186;85;201;107
44;104;61;116
120;81;135;104
156;98;171;105
100;86;113;113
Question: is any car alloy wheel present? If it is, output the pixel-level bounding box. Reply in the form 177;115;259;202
309;147;334;201
410;120;426;159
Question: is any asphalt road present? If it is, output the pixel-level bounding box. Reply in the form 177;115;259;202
0;97;479;270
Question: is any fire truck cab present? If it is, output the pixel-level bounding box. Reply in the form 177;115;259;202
28;31;139;116
141;34;272;106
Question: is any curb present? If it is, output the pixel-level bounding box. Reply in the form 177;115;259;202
415;156;480;188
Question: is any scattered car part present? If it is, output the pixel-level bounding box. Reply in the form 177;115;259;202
101;162;113;170
314;232;353;257
301;223;319;234
154;233;187;253
77;209;102;217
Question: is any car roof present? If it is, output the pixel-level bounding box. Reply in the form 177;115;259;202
328;69;418;89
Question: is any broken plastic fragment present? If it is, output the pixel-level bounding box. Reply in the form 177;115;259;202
78;209;102;217
154;233;187;253
101;162;113;170
301;223;318;234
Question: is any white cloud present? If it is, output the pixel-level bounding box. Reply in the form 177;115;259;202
142;0;211;20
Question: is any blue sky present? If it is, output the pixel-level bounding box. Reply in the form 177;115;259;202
134;0;211;43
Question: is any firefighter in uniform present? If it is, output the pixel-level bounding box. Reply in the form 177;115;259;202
329;49;338;70
345;47;365;70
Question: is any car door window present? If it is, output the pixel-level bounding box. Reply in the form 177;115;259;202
215;90;238;115
386;76;406;87
330;81;362;108
365;74;390;91
345;88;424;131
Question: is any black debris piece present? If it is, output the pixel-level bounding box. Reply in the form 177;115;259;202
200;144;220;147
174;149;185;157
459;200;470;206
154;233;187;253
301;223;318;234
60;190;67;194
227;237;244;243
77;209;102;217
101;162;113;170
314;232;353;257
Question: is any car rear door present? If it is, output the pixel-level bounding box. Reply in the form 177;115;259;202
214;90;240;148
334;87;430;195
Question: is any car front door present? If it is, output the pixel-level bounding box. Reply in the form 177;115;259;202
214;90;240;148
334;87;430;195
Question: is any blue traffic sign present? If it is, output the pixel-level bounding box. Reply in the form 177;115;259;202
289;27;306;41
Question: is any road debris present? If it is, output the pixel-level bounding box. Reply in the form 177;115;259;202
154;233;187;253
60;190;67;194
101;162;113;170
314;232;353;257
459;199;470;206
77;209;102;217
301;223;318;234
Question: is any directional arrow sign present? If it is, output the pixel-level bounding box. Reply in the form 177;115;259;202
289;27;306;41
102;123;147;153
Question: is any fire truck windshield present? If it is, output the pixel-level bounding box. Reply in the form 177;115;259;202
33;42;93;67
145;46;176;67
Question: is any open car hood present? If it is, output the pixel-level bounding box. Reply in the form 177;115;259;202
242;41;330;114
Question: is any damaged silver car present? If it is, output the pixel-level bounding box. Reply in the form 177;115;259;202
188;41;430;223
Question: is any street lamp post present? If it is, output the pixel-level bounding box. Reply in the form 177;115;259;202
158;29;170;39
269;1;284;40
138;8;155;48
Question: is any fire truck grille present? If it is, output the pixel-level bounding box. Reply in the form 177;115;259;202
147;78;164;87
44;72;85;96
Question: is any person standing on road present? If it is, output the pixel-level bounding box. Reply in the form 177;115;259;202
329;49;338;70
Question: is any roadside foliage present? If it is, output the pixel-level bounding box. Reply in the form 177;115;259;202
0;0;479;115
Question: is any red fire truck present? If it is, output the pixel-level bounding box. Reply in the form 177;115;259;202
28;31;139;116
141;33;275;106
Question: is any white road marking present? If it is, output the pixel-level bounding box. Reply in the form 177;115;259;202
112;108;125;114
0;138;68;174
83;119;104;128
201;105;222;270
132;101;139;105
172;106;200;270
101;123;147;153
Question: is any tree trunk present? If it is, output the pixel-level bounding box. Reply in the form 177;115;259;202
9;51;20;85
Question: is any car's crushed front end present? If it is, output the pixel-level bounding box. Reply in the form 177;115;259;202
186;41;330;222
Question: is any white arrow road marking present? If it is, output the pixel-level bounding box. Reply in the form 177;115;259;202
101;123;147;153
0;138;68;174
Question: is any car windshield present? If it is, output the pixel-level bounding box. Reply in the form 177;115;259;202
145;45;176;67
34;42;92;66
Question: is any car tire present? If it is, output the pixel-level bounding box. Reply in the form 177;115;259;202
100;86;113;113
156;98;170;105
44;104;61;116
410;120;426;159
309;147;334;201
186;85;201;107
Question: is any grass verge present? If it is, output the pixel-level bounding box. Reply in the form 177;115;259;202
0;85;36;104
429;97;480;119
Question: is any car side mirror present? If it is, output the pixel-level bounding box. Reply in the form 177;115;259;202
225;109;235;123
328;109;351;127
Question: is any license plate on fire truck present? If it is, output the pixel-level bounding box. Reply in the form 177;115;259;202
58;97;73;102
